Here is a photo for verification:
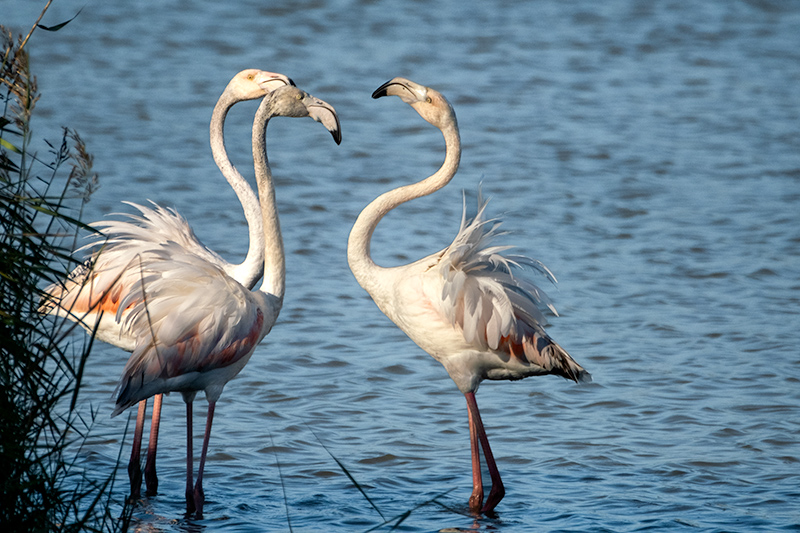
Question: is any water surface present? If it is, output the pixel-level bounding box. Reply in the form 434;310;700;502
3;1;799;531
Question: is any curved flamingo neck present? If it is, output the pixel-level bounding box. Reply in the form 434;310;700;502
347;118;461;292
210;90;264;290
251;107;285;306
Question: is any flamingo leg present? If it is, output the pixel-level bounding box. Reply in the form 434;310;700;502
144;393;163;496
193;401;216;518
185;401;195;514
466;393;484;512
128;398;147;500
465;392;505;514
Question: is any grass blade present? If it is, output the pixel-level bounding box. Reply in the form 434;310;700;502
304;422;386;521
267;428;293;533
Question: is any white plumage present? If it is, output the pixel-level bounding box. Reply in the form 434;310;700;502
111;243;271;413
348;77;589;514
40;69;294;502
42;80;341;517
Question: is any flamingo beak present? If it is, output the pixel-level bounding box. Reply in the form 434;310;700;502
307;99;342;145
372;77;425;104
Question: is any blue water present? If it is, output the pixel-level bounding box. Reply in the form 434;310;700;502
4;0;799;531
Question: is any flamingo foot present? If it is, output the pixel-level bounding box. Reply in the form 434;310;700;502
185;487;196;515
127;461;142;501
468;490;484;513
481;482;505;514
144;462;158;496
193;484;205;518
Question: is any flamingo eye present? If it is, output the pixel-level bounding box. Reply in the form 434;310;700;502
426;96;433;104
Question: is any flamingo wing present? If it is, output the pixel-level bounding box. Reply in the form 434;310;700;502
111;244;270;415
42;202;230;320
436;194;590;383
89;201;229;274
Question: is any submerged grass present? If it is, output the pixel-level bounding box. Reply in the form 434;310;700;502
0;4;129;531
304;421;464;531
268;428;294;533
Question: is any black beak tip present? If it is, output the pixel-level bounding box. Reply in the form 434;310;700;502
372;79;393;99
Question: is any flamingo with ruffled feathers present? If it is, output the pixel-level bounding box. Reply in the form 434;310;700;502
347;77;590;514
41;69;294;499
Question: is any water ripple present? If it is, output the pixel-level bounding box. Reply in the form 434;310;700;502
5;0;799;530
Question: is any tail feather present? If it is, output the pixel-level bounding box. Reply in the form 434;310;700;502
547;339;591;383
512;327;591;383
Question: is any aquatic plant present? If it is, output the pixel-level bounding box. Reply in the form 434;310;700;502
0;7;129;532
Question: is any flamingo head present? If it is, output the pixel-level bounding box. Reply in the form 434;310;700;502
228;69;295;100
265;85;342;145
372;77;456;130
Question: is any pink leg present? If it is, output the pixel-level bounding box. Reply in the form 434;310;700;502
465;392;505;514
144;393;163;496
466;394;484;512
128;398;147;500
193;401;216;518
185;401;195;514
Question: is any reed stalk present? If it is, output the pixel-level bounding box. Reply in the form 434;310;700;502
1;12;129;532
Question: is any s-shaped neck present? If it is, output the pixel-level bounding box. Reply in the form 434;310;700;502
347;121;461;292
210;91;264;290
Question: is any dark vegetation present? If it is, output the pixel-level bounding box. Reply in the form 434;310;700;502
0;4;130;531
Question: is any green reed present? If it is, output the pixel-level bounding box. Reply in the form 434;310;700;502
1;10;129;532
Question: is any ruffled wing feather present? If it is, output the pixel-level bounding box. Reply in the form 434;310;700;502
437;194;590;383
89;201;228;273
41;201;230;321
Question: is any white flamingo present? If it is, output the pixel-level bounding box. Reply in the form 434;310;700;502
40;69;294;500
347;77;590;514
107;85;339;516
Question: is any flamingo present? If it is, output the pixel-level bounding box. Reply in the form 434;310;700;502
347;77;590;514
40;69;294;499
107;84;340;516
